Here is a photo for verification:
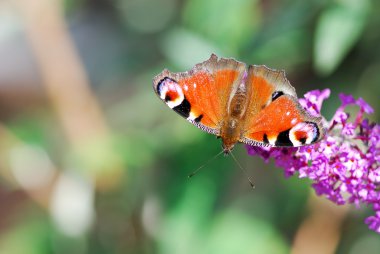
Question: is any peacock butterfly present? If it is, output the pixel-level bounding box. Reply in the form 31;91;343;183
153;54;325;154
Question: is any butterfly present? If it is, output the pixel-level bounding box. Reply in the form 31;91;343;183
153;54;325;154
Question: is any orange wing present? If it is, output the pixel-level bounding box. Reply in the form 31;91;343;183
153;54;246;135
241;65;325;147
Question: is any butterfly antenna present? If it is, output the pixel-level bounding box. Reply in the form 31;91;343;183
230;152;255;189
188;150;224;178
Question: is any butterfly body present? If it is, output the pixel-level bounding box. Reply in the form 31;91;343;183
219;82;249;153
153;54;325;153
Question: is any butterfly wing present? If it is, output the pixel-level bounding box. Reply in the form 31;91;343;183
241;65;325;147
153;54;246;135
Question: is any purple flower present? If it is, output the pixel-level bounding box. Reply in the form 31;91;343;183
299;89;330;116
365;208;380;233
246;89;380;234
357;98;374;114
339;93;356;106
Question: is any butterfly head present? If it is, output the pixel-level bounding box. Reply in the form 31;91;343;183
221;141;236;156
222;146;233;156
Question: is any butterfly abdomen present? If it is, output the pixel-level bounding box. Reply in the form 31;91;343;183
221;86;249;153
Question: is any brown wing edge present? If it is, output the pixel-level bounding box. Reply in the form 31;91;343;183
248;65;297;98
152;54;246;91
239;139;270;147
152;54;246;136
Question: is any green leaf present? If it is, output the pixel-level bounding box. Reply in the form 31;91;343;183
314;0;370;76
183;0;260;54
204;209;288;254
0;219;51;254
160;28;221;70
249;29;309;70
158;178;217;254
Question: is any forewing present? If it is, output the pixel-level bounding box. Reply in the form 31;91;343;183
153;54;246;135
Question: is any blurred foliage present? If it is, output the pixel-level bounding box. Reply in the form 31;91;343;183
0;0;379;253
314;0;370;76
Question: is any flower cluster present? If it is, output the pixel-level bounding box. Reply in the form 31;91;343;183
246;89;380;233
